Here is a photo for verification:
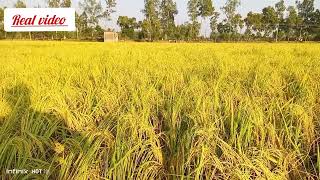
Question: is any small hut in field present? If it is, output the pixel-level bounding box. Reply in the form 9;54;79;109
104;32;118;42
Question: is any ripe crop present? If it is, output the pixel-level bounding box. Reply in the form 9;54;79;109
0;41;319;179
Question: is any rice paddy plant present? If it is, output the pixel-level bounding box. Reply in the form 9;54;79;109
0;41;319;179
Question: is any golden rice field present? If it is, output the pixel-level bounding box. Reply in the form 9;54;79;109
0;41;319;179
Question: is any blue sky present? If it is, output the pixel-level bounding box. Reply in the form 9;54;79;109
1;0;320;36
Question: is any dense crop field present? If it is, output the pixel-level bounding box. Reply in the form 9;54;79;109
0;41;319;179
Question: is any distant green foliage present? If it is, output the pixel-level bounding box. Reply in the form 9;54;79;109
117;16;138;40
160;0;178;40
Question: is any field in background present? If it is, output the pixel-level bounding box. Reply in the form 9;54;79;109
0;42;319;179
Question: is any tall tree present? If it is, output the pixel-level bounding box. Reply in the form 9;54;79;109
187;0;214;40
106;0;117;19
262;6;278;39
76;12;89;39
117;16;138;40
221;0;241;40
222;0;240;25
285;6;302;41
232;13;244;40
210;11;219;41
142;0;161;41
175;23;189;40
217;22;232;40
245;12;264;39
198;0;214;18
187;0;200;40
159;0;178;40
296;0;315;40
275;0;286;41
80;0;117;39
198;0;214;37
309;9;320;40
80;0;103;39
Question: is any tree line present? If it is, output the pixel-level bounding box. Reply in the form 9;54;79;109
0;0;319;42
